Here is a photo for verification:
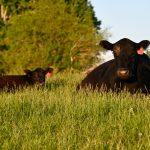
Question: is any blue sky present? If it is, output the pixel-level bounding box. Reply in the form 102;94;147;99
90;0;150;43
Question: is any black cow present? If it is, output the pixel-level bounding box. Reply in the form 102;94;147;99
77;38;150;94
0;67;53;91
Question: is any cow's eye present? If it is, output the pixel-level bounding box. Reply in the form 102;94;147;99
113;46;120;56
113;51;119;57
33;73;39;78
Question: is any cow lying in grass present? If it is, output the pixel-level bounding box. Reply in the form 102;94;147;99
0;67;53;91
77;38;150;94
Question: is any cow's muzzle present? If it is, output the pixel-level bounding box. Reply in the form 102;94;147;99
117;68;130;79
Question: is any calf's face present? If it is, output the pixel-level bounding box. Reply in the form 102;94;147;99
100;38;150;79
24;67;53;85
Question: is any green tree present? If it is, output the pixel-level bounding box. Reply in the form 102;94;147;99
0;0;31;22
65;0;101;30
1;0;106;73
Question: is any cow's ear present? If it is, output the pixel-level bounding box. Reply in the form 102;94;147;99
99;40;113;50
138;40;150;50
24;69;32;75
45;67;53;73
45;67;53;78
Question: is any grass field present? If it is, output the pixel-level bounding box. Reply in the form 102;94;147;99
0;72;150;150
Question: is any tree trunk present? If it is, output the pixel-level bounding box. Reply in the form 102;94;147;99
0;5;9;21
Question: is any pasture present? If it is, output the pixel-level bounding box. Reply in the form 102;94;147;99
0;72;150;150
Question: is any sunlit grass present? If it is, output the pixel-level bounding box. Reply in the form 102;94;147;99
0;72;150;149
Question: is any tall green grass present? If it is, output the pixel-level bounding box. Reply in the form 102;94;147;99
0;72;150;150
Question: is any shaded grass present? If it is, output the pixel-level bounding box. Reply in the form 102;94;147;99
0;72;150;149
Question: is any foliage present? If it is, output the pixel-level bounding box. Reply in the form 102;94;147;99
0;0;31;22
0;72;150;149
146;50;150;57
0;0;106;74
65;0;101;30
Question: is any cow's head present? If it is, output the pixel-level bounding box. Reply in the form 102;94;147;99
24;67;53;85
100;38;150;80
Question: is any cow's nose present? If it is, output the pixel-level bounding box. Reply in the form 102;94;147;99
117;68;129;79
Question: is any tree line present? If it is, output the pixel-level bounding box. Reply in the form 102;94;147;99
0;0;107;74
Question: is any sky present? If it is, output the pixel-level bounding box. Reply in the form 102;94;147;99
90;0;150;43
90;0;150;61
